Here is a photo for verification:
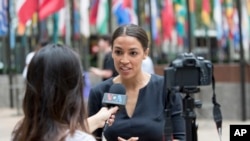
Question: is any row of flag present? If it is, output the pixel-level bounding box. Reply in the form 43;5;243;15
0;0;250;48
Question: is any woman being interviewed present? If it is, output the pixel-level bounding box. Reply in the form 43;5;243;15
88;24;185;141
12;44;118;141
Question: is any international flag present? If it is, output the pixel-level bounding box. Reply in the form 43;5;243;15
17;0;64;30
201;0;211;26
247;0;250;16
112;0;138;25
73;2;81;39
161;0;174;40
9;0;16;48
213;0;223;40
225;0;233;39
113;0;130;25
174;0;186;45
189;0;196;35
241;1;249;52
246;0;250;39
231;8;239;49
58;7;66;36
39;0;65;21
89;0;100;25
150;0;159;41
80;0;90;37
126;0;138;25
0;0;8;36
17;0;38;25
96;0;108;34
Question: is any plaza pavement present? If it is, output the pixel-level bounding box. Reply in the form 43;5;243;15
1;107;250;141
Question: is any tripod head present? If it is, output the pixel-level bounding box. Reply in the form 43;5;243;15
179;86;200;94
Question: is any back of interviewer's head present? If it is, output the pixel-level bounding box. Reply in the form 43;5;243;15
20;43;88;140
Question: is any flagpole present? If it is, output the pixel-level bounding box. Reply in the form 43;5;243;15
37;0;41;41
70;0;75;48
236;0;246;121
6;0;14;108
65;0;71;45
136;0;141;26
108;0;112;33
186;0;193;52
148;0;154;62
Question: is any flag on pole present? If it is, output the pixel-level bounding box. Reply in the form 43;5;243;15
232;8;239;49
96;0;108;35
124;0;138;25
241;1;249;52
17;0;38;25
89;0;100;25
224;0;233;39
80;0;90;37
39;0;65;21
246;0;250;39
113;0;130;25
150;0;159;41
112;0;138;25
161;0;174;40
73;2;81;39
58;7;66;36
174;0;186;46
201;0;211;26
213;0;223;40
0;0;8;36
189;0;196;35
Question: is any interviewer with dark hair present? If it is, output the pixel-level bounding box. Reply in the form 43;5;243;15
12;44;118;141
88;24;185;141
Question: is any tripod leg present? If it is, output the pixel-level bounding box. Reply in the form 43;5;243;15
192;120;198;141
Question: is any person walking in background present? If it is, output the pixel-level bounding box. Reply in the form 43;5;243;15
88;24;185;141
90;35;118;81
141;56;155;74
12;44;118;141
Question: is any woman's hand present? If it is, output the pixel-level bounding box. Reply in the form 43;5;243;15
95;106;119;127
87;106;119;133
117;136;139;141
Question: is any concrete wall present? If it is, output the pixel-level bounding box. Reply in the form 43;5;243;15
0;74;25;115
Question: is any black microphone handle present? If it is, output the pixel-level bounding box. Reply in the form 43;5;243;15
103;120;109;132
102;105;114;132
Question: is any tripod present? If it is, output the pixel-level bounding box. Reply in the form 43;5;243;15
180;87;201;141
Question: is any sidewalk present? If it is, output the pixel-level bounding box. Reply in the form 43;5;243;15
0;108;23;141
1;107;250;141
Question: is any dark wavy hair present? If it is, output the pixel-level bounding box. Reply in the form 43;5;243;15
12;44;89;141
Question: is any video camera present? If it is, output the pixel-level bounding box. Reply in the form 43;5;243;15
164;52;213;89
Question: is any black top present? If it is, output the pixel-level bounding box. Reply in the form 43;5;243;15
88;74;185;141
102;52;118;81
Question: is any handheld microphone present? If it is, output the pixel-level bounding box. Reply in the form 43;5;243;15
102;83;127;107
102;83;127;131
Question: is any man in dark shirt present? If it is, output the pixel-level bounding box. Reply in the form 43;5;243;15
90;35;118;81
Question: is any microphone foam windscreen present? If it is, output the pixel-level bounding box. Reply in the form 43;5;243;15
109;83;126;94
